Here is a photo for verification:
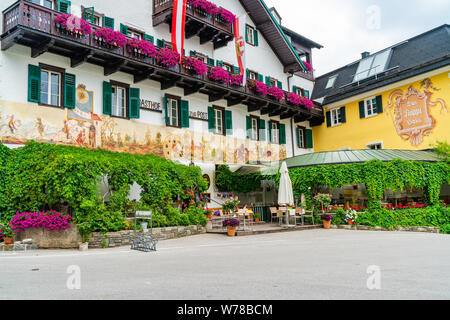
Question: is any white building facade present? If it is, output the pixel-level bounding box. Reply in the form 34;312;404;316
0;0;323;207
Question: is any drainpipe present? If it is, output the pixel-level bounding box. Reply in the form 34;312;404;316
287;72;295;158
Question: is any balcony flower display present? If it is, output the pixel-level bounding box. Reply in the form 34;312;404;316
286;92;303;105
248;80;268;96
127;38;157;57
229;74;243;86
156;47;181;67
301;97;314;110
303;61;313;72
183;56;208;76
188;0;219;16
94;27;127;48
217;7;236;24
208;66;230;83
55;14;92;36
267;86;285;101
9;211;73;233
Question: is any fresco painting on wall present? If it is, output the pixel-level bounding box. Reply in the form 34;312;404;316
387;78;448;146
0;85;286;164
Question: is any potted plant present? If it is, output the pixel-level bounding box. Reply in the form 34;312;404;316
253;214;261;223
1;223;14;245
321;214;333;230
223;219;240;237
222;196;240;215
313;193;332;211
345;210;358;225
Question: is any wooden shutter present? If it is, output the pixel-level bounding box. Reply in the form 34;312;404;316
103;17;114;29
83;7;95;24
259;119;266;141
245;25;249;42
246;116;252;139
225;110;233;136
326;111;332;127
292;86;298;94
268;121;273;143
57;0;71;14
144;34;154;43
254;30;259;46
246;69;250;79
207;58;215;66
64;73;76;109
340;107;346;123
208;107;215;133
180;100;189;128
376;95;383;114
120;23;128;36
28;64;41;103
359;101;366;118
129;88;140;119
279;124;286;145
265;76;271;87
233;66;240;74
156;39;164;48
277;81;283;90
164;95;169;125
304;90;310;99
190;50;196;57
102;81;112;115
216;60;223;67
305;129;313;149
257;74;264;82
296;127;302;148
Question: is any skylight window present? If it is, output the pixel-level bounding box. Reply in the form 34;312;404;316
326;75;337;89
354;49;391;82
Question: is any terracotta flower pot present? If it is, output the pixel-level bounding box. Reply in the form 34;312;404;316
323;220;331;230
254;218;260;223
227;226;237;237
4;238;13;245
348;220;354;225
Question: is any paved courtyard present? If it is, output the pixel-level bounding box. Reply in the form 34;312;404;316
1;229;449;300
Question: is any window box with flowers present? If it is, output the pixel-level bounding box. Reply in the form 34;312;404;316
127;38;157;60
216;7;236;24
208;66;230;84
55;14;92;38
303;61;313;73
229;74;244;87
267;86;285;101
183;56;208;77
188;0;219;17
156;47;181;70
94;27;127;49
248;79;268;96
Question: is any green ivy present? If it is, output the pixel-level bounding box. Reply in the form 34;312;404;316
215;165;264;193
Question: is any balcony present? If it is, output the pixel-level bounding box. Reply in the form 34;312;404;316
1;0;324;125
153;0;234;50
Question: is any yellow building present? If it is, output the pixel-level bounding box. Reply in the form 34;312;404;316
312;25;449;152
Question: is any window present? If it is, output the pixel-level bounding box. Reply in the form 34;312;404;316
246;25;255;46
248;71;258;80
40;69;61;107
127;30;142;39
30;0;55;9
271;121;279;144
326;75;337;89
251;117;259;141
331;108;342;126
364;97;379;117
223;63;233;74
367;142;383;150
167;98;179;127
93;15;101;26
111;85;127;118
297;127;305;149
354;49;391;82
214;108;224;135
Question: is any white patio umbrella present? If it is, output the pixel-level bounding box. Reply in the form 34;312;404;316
278;161;294;226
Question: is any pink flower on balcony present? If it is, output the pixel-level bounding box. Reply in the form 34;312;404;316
248;80;268;96
183;56;208;75
303;61;313;72
127;38;157;57
267;86;285;101
286;92;303;105
188;0;219;16
94;27;127;48
217;7;236;24
55;14;92;35
156;47;181;67
208;66;230;83
229;74;243;86
301;97;314;109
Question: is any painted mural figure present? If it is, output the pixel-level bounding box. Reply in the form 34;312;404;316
35;118;45;137
8;115;16;133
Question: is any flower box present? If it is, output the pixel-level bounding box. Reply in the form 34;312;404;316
94;27;127;49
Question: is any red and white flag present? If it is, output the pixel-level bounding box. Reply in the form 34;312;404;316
234;15;247;86
172;0;187;63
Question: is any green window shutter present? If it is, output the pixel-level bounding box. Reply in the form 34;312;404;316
268;121;272;143
305;129;313;149
64;73;76;109
304;90;310;99
258;74;264;82
265;76;271;87
326;111;332;127
207;58;215;66
359;101;366;118
102;81;112;115
340;107;346;123
208;107;215;132
246;69;250;79
83;7;95;24
233;66;240;74
254;30;259;46
180;100;189;128
120;23;128;36
129;88;140;119
279;124;286;145
103;17;114;29
216;60;223;67
190;50;196;57
144;34;154;43
376;95;384;114
225;110;233;136
245;26;249;42
259;119;266;142
292;85;297;94
57;0;71;14
246;116;252;139
28;64;41;103
277;81;283;90
296;127;302;148
164;95;169;126
156;39;164;48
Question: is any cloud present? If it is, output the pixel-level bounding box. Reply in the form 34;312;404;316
264;0;450;76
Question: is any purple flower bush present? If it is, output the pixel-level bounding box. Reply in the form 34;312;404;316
248;80;268;95
286;92;303;105
229;73;243;86
267;86;285;101
9;211;73;233
223;219;240;227
156;47;181;67
55;14;92;35
188;0;219;16
209;66;230;83
183;56;208;75
217;7;236;23
127;38;157;57
94;27;128;48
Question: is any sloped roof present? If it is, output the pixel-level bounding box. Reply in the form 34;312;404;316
286;150;442;168
312;24;450;104
281;26;323;50
239;0;308;73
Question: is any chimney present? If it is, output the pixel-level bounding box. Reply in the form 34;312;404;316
361;51;370;59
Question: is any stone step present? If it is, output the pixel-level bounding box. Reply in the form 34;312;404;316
1;243;39;251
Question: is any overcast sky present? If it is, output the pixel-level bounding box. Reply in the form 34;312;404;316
264;0;450;77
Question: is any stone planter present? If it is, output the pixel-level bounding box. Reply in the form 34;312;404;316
79;242;89;251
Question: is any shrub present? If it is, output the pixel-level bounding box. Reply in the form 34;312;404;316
9;211;72;232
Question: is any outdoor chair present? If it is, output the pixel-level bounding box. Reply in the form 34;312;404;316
270;207;280;224
302;206;315;225
293;208;305;226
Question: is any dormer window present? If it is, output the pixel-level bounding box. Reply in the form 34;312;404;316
326;75;337;89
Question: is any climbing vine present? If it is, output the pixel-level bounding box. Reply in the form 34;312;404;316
215;165;265;193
